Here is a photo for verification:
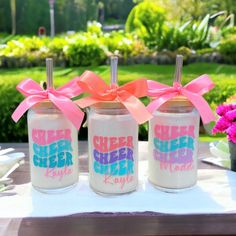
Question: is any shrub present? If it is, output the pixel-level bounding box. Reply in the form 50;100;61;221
185;14;211;49
162;15;211;51
101;31;150;59
160;25;189;51
64;33;107;66
204;80;236;111
219;35;236;64
0;82;28;142
47;37;67;58
126;1;166;49
0;36;51;67
175;46;193;62
221;26;236;38
0;32;150;68
196;48;216;55
87;21;103;36
126;2;212;51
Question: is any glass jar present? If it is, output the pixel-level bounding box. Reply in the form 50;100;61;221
27;101;79;193
88;101;138;195
148;96;200;192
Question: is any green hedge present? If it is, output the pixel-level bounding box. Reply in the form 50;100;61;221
65;35;106;66
0;29;150;68
1;18;236;68
219;35;236;64
0;82;28;142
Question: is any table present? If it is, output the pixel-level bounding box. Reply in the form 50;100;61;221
0;142;235;236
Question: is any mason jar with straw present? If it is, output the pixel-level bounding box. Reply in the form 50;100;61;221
26;59;80;193
148;55;200;192
75;55;149;195
87;56;139;195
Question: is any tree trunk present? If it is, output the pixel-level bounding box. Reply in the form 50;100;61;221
10;0;16;35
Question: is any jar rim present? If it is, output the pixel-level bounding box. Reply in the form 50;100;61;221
31;100;56;109
151;96;193;109
92;101;125;109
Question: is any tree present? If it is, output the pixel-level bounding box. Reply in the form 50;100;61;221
131;0;236;24
96;0;135;23
0;0;11;33
10;0;16;34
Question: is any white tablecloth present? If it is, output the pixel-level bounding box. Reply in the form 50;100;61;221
0;164;236;218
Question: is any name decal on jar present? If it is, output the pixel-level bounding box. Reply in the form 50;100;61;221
32;129;74;180
93;136;134;189
153;125;195;172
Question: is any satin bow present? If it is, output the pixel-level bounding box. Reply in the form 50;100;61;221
147;74;215;124
75;71;152;124
12;78;84;129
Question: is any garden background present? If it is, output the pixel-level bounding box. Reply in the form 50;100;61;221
0;0;236;142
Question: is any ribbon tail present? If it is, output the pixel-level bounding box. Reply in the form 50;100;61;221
12;96;46;122
184;74;215;95
49;94;84;129
183;90;216;124
118;95;152;124
147;92;178;113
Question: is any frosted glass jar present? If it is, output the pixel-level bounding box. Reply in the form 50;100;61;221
88;102;138;195
148;96;200;192
27;101;79;193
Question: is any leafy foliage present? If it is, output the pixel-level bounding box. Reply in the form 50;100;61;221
126;1;235;52
219;35;236;64
64;34;107;66
126;1;166;49
126;7;212;51
0;28;150;67
101;31;149;59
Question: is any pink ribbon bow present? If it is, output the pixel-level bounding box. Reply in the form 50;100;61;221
75;71;152;124
12;78;84;129
147;74;215;124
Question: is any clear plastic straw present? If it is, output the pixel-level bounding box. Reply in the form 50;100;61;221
174;55;183;83
110;56;118;85
46;58;54;89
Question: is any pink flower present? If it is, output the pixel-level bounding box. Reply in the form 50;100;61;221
216;104;233;116
228;124;236;144
225;109;236;122
213;103;236;142
212;116;232;134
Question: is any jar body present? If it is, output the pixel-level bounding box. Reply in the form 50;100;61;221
27;102;79;193
88;107;138;195
148;108;200;192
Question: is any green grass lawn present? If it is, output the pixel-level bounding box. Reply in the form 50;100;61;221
1;63;236;86
0;62;235;142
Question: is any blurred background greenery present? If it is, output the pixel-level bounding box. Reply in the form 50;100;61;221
1;0;236;66
1;0;235;34
0;0;235;142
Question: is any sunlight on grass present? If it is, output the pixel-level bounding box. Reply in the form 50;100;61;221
1;63;236;86
199;134;227;142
